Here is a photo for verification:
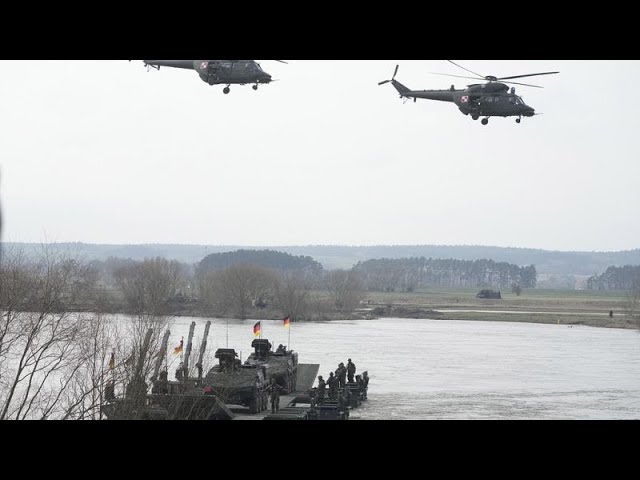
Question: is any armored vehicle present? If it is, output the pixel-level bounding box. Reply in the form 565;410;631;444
244;339;298;394
476;289;502;299
204;348;269;413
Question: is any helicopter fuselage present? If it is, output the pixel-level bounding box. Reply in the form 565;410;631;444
395;81;535;119
142;60;273;91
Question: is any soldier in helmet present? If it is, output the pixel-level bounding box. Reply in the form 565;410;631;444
268;377;286;414
362;371;369;399
347;358;356;383
317;376;326;405
336;362;347;388
326;371;338;400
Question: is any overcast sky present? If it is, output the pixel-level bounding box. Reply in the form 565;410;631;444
1;60;639;251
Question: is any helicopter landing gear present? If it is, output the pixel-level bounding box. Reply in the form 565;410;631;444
252;84;258;91
481;118;489;126
472;114;479;121
223;86;231;95
516;117;521;124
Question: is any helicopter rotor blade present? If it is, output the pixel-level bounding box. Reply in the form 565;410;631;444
378;80;391;86
498;71;559;81
446;60;485;79
274;60;288;64
501;80;544;88
431;72;486;81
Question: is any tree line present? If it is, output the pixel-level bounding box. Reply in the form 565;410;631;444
353;257;537;292
587;265;640;291
9;242;639;275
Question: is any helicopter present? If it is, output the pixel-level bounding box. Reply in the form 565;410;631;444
378;61;559;125
139;60;287;94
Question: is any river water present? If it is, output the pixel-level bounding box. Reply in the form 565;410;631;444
138;316;640;420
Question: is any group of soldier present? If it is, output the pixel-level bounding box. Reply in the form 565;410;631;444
268;357;369;414
315;358;368;405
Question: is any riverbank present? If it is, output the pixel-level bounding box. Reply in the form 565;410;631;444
361;287;639;329
77;287;638;330
366;305;639;329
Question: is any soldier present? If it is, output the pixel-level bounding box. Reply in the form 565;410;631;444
268;378;286;414
326;371;338;400
362;371;369;399
175;362;185;382
336;362;346;388
347;358;356;383
317;376;326;405
105;380;115;401
276;344;286;354
152;370;169;395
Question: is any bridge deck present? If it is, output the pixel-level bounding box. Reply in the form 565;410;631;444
232;363;319;420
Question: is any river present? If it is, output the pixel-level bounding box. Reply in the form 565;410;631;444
130;316;640;420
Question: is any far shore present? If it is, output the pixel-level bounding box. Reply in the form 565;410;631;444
80;285;639;330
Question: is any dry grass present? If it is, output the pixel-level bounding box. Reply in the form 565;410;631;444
359;288;638;329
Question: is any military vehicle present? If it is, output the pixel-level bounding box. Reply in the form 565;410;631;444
379;61;558;125
102;322;235;420
476;289;502;299
204;348;270;413
244;339;298;394
136;60;287;94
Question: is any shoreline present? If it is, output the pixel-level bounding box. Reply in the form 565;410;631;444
86;306;639;330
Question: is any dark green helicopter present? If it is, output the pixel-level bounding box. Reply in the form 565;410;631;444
139;60;287;94
379;61;559;125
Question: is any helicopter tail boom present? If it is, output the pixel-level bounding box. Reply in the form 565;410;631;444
391;79;410;96
143;60;195;70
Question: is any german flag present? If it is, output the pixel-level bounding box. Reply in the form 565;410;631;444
283;316;291;328
253;321;261;337
174;338;184;355
108;351;115;370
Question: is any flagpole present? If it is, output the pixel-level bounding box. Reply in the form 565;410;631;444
110;349;115;410
288;317;291;351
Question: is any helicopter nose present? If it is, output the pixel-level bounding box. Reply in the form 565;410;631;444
261;73;272;83
524;107;535;117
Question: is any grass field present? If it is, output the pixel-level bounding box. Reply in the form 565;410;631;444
361;288;639;329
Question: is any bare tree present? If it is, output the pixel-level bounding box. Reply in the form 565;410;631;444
0;247;106;420
113;257;182;315
195;268;219;314
326;270;366;314
273;271;310;321
207;264;276;319
625;283;640;325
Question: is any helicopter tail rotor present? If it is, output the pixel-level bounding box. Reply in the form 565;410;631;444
378;65;400;86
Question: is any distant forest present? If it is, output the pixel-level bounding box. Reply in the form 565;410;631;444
199;249;322;275
4;243;640;276
587;266;640;291
354;258;536;292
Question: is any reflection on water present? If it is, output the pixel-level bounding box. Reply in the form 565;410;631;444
116;316;640;419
